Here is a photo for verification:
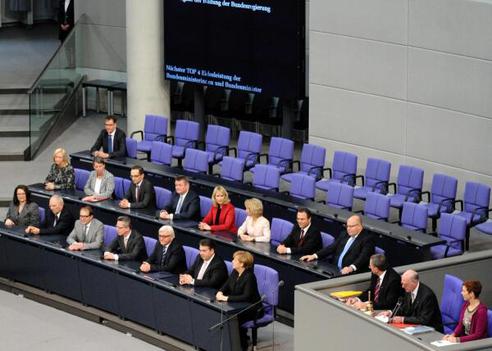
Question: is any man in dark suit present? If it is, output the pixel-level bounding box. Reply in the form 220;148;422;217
390;270;444;332
57;0;74;42
348;254;403;310
301;214;374;275
277;208;322;256
119;165;156;210
179;239;228;288
159;175;200;221
90;115;127;159
103;216;147;262
25;195;74;235
140;225;186;274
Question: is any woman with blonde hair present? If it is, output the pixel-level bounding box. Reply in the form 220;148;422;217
238;198;270;242
45;147;75;190
198;185;237;233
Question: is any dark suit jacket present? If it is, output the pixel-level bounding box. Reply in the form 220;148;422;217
147;239;186;274
281;224;322;256
107;230;147;262
166;190;200;220
397;282;444;332
360;267;403;310
220;268;264;321
316;230;374;272
57;0;74;41
186;254;228;289
202;202;237;233
125;178;156;210
40;207;74;235
90;127;127;159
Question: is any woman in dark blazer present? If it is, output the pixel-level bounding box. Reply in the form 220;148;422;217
216;251;263;351
5;185;39;227
199;185;237;233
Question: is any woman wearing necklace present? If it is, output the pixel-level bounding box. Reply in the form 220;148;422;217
216;251;264;351
443;280;488;343
5;185;39;228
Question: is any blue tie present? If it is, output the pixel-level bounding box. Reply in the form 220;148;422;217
108;134;113;153
337;236;354;269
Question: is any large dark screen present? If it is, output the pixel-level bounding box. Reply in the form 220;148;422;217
164;0;305;98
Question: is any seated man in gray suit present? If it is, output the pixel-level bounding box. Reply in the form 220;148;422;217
104;216;147;261
66;206;104;251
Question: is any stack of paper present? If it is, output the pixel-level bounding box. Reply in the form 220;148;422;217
402;325;435;335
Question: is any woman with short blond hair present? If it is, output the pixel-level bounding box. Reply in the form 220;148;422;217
238;198;270;242
199;185;237;233
45;147;74;190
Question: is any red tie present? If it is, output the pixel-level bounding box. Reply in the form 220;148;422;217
374;278;381;303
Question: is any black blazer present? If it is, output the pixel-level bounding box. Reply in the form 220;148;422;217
147;239;186;274
57;0;74;41
220;268;264;321
186;254;228;289
90;127;127;159
166;190;200;221
40;207;75;235
281;224;322;255
107;230;147;262
316;230;374;272
397;282;444;332
360;267;404;310
125;178;156;210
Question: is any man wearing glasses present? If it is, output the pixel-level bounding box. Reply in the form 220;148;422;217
301;214;374;275
104;216;147;261
119;165;156;210
66;206;104;251
139;225;186;274
90;115;127;159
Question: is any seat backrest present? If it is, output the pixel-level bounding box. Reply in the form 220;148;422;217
375;246;385;255
430;173;458;211
183;148;209;173
463;181;491;217
270;218;294;246
299;143;326;179
254;264;279;307
268;137;294;169
144;114;168;142
205;124;231;154
365;158;391;192
126;137;138;159
220;156;245;182
289;173;316;200
113;177;131;200
326;182;354;210
321;232;335;248
364;192;390;221
103;225;117;247
235;207;248;229
74;168;90;191
155;186;172;210
396;165;424;200
252;164;280;190
175;119;200;147
150;141;173;166
331;151;357;184
440;274;464;333
488;310;492;338
225;260;233;274
143;236;157;257
237;131;262;160
438;213;467;253
400;202;428;232
183;245;200;270
38;207;46;226
199;195;212;218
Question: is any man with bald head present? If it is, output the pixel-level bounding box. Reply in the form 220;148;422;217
300;215;374;275
25;194;74;235
390;270;443;332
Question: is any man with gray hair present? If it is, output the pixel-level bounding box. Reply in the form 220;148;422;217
382;269;443;332
140;225;186;274
104;216;147;261
347;254;403;310
25;194;74;235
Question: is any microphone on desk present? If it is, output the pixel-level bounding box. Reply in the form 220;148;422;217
208;295;266;332
390;296;404;319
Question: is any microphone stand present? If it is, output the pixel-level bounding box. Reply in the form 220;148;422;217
390;297;404;321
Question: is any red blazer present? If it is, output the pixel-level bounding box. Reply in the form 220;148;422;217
453;302;488;342
202;202;237;233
